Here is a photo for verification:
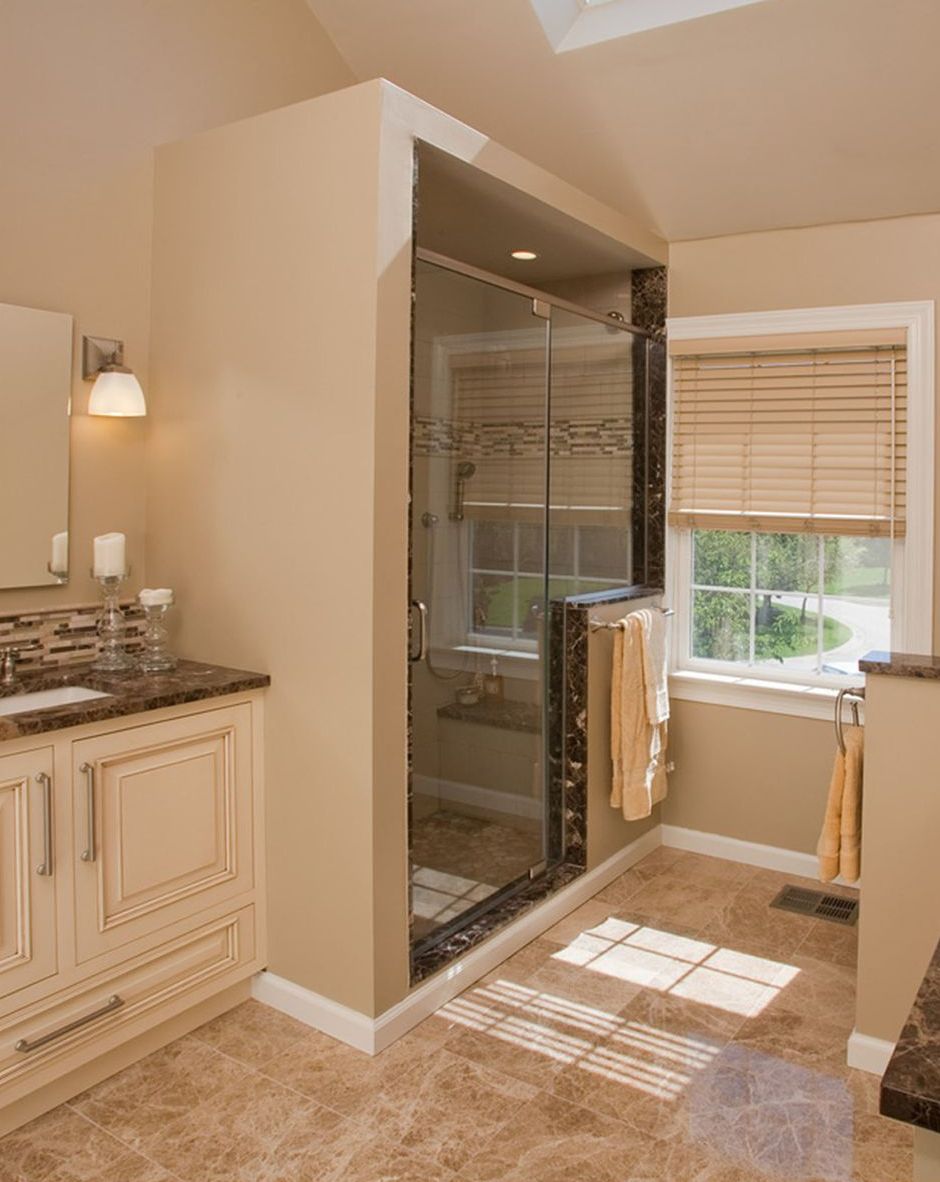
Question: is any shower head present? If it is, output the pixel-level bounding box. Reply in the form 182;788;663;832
449;461;477;522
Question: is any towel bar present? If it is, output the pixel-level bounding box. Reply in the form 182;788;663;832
834;685;865;755
589;608;674;632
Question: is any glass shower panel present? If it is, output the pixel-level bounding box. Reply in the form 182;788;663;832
410;260;550;950
547;309;636;598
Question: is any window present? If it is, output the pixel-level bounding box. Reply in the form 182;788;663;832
667;304;934;716
469;520;629;644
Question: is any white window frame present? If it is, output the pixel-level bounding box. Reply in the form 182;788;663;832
666;301;934;720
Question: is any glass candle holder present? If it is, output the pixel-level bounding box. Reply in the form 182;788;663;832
92;571;134;673
139;601;177;674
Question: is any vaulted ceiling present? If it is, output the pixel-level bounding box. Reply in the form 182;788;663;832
307;0;940;242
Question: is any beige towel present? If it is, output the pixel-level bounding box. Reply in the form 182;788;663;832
817;724;863;883
610;613;669;821
636;609;669;725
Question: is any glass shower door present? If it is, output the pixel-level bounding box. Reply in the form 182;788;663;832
410;259;550;949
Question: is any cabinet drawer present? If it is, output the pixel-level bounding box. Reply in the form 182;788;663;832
0;907;254;1089
72;704;254;963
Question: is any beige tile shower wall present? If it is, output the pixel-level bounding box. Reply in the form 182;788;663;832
148;84;391;1017
0;0;352;612
665;212;940;855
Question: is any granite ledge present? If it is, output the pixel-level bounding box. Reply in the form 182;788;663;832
0;659;270;742
437;697;540;733
563;583;664;610
859;650;940;680
881;937;940;1133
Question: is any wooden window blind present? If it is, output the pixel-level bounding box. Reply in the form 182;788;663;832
669;329;907;537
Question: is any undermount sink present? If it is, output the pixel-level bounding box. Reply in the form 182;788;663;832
0;685;112;717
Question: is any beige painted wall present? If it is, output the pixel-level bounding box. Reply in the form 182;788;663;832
664;213;940;854
0;0;351;611
857;673;940;1045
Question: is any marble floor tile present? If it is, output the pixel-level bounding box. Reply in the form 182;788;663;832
457;1090;653;1181
363;1049;537;1172
70;1034;249;1150
0;847;905;1182
0;1108;133;1182
697;883;818;961
798;918;859;967
260;1026;440;1119
189;997;316;1068
624;876;733;931
138;1069;342;1182
732;1007;851;1072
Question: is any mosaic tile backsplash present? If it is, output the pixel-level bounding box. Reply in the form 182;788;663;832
0;602;147;672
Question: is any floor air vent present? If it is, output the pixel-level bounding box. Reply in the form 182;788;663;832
770;885;859;926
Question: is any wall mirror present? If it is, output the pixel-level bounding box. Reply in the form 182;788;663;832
0;301;72;590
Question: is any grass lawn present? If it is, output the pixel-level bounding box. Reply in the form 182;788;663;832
759;604;851;658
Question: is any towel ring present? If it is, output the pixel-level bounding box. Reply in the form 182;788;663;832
834;686;865;755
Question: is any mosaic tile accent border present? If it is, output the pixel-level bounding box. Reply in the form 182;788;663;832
0;602;147;672
414;415;632;458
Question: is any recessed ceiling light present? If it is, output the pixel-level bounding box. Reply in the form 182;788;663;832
511;249;538;261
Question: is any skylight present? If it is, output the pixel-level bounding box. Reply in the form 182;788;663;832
532;0;772;53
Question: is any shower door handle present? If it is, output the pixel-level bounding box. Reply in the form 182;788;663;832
410;600;428;663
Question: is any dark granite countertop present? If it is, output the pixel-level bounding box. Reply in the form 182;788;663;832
881;937;940;1133
0;659;270;742
859;650;940;680
563;584;664;610
437;697;540;733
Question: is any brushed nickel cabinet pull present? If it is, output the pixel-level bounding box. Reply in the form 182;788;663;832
14;994;124;1054
35;772;53;877
79;762;96;862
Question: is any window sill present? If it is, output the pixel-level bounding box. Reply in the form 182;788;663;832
428;645;540;681
668;669;856;722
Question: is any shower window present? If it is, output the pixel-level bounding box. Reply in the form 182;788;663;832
469;520;630;643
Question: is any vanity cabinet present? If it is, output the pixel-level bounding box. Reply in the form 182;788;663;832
0;685;266;1134
0;747;58;1001
71;704;254;963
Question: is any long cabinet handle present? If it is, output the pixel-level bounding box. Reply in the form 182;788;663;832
14;994;124;1054
35;772;53;877
79;762;96;863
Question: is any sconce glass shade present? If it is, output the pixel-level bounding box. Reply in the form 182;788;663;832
88;368;147;417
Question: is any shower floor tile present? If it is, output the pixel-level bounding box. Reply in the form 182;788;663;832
2;847;902;1182
411;808;543;940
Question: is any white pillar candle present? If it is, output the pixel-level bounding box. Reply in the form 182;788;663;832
139;588;174;606
50;531;68;574
93;532;126;578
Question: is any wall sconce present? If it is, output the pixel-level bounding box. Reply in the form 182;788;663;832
82;335;147;417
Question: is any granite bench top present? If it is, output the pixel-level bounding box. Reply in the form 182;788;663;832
859;650;940;681
0;659;270;742
437;697;541;733
881;936;940;1133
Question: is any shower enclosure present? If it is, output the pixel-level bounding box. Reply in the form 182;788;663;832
409;250;653;961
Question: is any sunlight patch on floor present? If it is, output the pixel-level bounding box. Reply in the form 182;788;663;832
550;920;799;1016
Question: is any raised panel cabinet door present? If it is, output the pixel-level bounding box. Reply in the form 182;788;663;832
72;704;254;963
0;747;57;1000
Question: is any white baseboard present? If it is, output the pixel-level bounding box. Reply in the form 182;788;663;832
252;823;661;1055
251;970;376;1053
412;773;542;821
660;824;858;887
847;1028;895;1075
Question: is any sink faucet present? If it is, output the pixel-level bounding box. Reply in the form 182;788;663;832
0;644;40;688
1;647;20;688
